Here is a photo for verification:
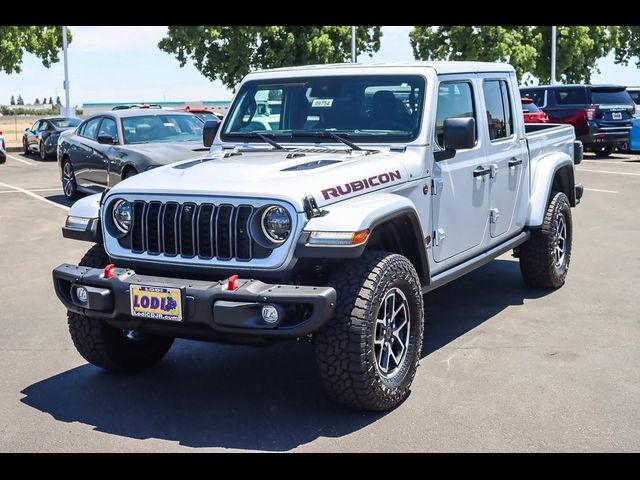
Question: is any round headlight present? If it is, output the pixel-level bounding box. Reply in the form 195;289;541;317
112;199;132;233
261;206;291;244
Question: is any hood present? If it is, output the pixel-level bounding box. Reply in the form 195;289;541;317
120;141;208;165
111;147;419;211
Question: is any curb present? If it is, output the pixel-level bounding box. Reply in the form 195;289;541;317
6;146;24;152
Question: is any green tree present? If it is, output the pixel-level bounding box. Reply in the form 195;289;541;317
34;98;40;105
55;96;62;106
48;96;53;104
614;26;640;68
17;94;24;105
410;26;620;84
159;26;382;90
0;26;71;74
10;95;15;105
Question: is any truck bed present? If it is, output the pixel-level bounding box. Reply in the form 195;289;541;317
525;123;576;165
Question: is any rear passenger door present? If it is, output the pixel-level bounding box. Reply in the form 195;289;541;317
73;116;104;189
479;75;528;240
430;76;490;265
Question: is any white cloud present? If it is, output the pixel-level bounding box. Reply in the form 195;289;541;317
68;26;168;53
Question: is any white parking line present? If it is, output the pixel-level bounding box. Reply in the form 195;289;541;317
577;168;640;177
580;160;640;166
0;187;62;194
0;181;68;211
584;188;618;194
5;153;36;166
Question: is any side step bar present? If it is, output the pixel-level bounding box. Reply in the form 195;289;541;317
423;231;530;293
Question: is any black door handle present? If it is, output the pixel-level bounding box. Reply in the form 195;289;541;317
473;165;491;177
508;158;523;167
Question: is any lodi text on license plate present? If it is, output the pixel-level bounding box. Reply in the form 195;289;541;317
130;285;182;321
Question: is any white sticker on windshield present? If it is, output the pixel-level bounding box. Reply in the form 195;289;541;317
312;99;334;108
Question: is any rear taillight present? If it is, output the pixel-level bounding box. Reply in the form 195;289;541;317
585;105;597;121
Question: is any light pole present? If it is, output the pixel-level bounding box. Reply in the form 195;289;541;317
351;26;357;63
62;26;71;116
551;26;557;85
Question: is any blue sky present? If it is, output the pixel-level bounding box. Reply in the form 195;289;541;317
1;26;638;106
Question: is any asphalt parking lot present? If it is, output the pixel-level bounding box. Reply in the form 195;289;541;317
0;150;639;452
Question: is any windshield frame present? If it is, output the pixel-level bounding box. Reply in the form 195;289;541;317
219;74;427;145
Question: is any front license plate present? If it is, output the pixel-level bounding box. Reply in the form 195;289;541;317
130;285;182;321
612;112;622;120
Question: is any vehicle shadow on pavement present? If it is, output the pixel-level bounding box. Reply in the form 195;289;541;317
45;194;74;208
20;340;384;451
20;258;548;451
422;258;549;356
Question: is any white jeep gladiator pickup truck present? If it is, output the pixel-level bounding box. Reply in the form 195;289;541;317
53;62;583;411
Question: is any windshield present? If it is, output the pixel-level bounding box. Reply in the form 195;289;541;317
51;118;81;128
193;112;220;122
221;75;426;144
121;114;204;144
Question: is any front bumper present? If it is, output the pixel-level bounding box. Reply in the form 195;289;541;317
52;264;336;341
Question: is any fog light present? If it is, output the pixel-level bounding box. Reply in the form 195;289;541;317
75;286;88;304
261;305;279;324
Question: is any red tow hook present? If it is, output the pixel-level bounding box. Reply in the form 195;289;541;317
103;263;115;279
227;274;239;291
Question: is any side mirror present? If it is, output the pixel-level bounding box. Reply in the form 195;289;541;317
97;135;117;145
203;120;220;148
434;117;476;161
25;128;30;132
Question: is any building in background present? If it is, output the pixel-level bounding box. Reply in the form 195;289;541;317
82;100;230;117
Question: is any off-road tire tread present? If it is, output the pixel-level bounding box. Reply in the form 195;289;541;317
519;191;572;289
315;251;424;411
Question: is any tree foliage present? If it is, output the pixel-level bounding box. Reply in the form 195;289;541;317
10;95;15;105
0;26;71;74
159;26;382;90
17;94;24;105
614;26;640;68
410;26;622;84
34;98;40;105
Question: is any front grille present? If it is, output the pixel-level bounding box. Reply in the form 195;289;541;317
130;201;256;261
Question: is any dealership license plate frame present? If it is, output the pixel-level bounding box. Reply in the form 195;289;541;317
130;284;183;322
612;112;622;120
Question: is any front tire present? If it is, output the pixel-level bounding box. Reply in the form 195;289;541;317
519;192;572;289
315;251;424;411
67;245;174;372
39;141;48;160
61;159;80;200
23;139;30;155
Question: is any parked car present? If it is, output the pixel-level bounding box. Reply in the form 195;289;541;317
521;97;549;123
23;117;81;160
0;130;6;164
181;107;223;122
520;84;635;156
54;61;582;412
112;104;163;110
627;86;640;117
57;109;208;199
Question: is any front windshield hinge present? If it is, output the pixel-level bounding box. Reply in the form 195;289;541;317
303;195;326;219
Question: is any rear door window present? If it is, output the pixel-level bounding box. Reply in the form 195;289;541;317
521;89;545;107
483;80;513;141
80;117;102;140
554;88;587;105
628;90;640;105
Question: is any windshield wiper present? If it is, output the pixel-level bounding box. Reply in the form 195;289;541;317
225;132;284;150
290;131;362;151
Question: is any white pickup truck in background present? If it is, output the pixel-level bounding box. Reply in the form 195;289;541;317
54;61;583;411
